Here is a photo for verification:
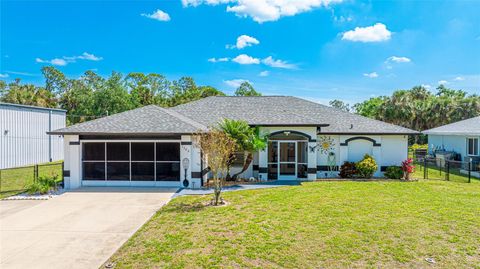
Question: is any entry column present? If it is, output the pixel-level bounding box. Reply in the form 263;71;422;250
180;135;193;188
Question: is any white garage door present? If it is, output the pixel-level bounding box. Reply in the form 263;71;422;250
348;140;373;162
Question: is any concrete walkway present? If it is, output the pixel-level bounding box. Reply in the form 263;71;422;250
0;187;177;269
174;180;300;197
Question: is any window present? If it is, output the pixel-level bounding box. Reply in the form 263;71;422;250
131;143;154;181
268;164;278;180
156;143;180;181
156;163;180;181
467;138;479;156
82;141;180;182
156;143;180;161
83;143;105;181
107;143;130;181
297;142;308;178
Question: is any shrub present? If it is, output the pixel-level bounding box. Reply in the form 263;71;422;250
410;144;428;151
402;158;415;180
339;161;357;178
26;175;59;195
384;166;403;179
356;154;378;179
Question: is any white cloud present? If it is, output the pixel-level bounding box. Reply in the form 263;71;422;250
224;78;251;88
77;52;103;61
259;70;269;77
182;0;343;23
0;73;9;78
262;56;297;69
438;80;448;85
36;52;102;66
141;9;171;21
36;57;68;66
342;23;391;42
421;84;432;90
363;72;378;78
232;54;260;64
228;34;260;49
386;56;411;63
208;57;229;62
454;76;465;81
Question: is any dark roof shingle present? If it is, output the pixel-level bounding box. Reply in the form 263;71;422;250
171;96;418;134
423;116;480;135
49;105;207;135
51;96;418;135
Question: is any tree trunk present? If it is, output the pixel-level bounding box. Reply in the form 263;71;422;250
225;153;236;181
232;152;253;180
213;177;222;205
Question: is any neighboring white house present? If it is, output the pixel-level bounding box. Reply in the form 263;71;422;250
423;116;480;164
49;96;417;189
0;103;66;169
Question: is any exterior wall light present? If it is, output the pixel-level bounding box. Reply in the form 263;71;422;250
182;158;190;188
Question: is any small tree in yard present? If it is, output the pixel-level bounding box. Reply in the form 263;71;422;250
196;129;238;205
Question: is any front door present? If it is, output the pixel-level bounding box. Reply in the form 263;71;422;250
278;141;297;180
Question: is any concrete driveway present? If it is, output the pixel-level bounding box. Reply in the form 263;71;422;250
0;187;177;269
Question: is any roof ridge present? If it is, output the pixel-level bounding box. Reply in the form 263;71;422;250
158;106;208;131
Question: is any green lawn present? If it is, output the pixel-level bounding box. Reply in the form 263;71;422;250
0;162;63;198
107;180;480;268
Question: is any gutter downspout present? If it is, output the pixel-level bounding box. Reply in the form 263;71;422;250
48;109;52;162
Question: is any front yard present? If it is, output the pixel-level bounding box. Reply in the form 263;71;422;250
107;180;480;268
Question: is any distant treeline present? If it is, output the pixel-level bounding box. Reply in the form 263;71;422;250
329;85;480;143
1;67;478;138
0;67;261;124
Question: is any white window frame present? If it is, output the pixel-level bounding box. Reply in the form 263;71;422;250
466;137;479;156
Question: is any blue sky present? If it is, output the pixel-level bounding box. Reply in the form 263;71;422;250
1;0;479;104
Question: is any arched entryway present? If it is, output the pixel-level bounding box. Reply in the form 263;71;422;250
267;131;309;180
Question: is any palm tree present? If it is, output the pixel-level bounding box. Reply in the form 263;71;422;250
218;119;267;181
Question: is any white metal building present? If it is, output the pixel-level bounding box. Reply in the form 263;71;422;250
0;103;66;169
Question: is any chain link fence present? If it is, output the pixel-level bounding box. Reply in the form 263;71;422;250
0;162;63;198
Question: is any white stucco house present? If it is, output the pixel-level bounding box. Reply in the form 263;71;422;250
49;96;417;189
423;116;480;167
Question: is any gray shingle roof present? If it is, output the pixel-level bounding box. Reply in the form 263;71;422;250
49;105;207;135
51;96;418;135
423;116;480;136
171;96;418;134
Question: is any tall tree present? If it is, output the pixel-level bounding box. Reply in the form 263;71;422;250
234;82;261;96
126;72;169;107
329;99;350;112
92;72;132;116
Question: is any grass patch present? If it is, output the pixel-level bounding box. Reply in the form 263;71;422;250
108;180;480;268
0;162;62;198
